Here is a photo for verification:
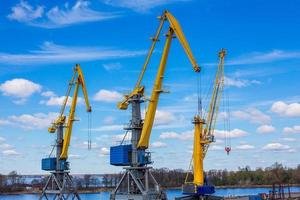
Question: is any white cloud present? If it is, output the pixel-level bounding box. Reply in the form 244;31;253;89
0;41;146;65
262;143;290;151
160;130;193;140
40;96;83;106
2;149;20;156
160;128;247;140
91;124;123;132
282;137;297;142
7;0;44;22
236;144;255;150
256;125;275;134
8;112;58;130
102;0;188;12
227;50;300;66
0;120;11;126
0;137;5;143
100;147;109;155
93;89;123;102
214;129;248;138
271;101;300;117
151;141;167;148
232;108;271;124
69;154;82;159
0;143;14;150
210;145;223;151
8;0;119;28
102;62;122;71
224;76;261;88
0;79;41;102
153;110;176;126
41;91;55;97
283;125;300;134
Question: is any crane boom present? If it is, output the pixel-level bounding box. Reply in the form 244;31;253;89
137;11;200;149
202;49;226;156
60;64;91;159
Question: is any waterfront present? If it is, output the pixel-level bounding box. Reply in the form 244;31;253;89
1;187;300;199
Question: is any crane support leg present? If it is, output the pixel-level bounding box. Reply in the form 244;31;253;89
40;125;80;200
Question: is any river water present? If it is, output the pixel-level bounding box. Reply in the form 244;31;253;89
1;187;300;199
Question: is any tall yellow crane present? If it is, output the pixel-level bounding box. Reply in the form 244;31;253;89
48;64;91;159
110;10;200;200
117;10;200;148
40;64;91;200
183;49;226;197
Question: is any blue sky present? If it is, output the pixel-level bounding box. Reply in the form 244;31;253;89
0;0;300;174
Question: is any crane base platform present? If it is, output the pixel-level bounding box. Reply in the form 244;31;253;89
182;183;215;196
110;166;167;200
39;171;80;200
175;195;223;200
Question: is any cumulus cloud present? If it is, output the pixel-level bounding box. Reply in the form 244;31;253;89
214;128;248;138
283;125;300;134
8;0;119;28
225;76;261;88
93;89;123;102
232;108;271;124
256;125;275;134
0;137;5;143
271;101;300;117
262;143;291;151
210;145;223;151
0;120;11;126
69;154;82;159
101;0;188;12
40;95;84;106
151;141;167;148
282;137;297;142
0;79;41;103
236;144;255;150
8;112;58;130
100;147;109;155
0;143;14;150
2;149;20;156
41;91;55;97
160;130;193;140
153;110;176;126
160;128;247;140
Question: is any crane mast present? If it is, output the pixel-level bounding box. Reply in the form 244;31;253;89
110;10;200;200
182;49;226;198
40;64;91;200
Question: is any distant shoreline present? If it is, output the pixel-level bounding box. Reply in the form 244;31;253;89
1;184;300;195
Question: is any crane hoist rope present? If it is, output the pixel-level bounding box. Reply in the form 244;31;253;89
117;10;200;150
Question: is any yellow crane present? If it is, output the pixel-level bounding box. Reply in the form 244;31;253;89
48;64;91;159
110;10;200;200
183;49;226;196
40;64;91;200
118;10;200;149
